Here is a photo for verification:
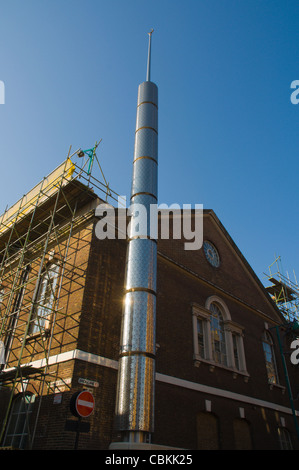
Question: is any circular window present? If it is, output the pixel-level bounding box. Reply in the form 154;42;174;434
203;241;220;268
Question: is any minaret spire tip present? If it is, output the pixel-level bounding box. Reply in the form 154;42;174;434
146;29;154;82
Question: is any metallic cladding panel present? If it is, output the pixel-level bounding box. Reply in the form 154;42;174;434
116;354;155;431
116;80;158;435
121;291;156;354
134;81;158;162
131;158;158;197
128;194;157;239
130;193;157;206
136;102;158;133
134;129;158;162
125;238;157;291
137;81;158;106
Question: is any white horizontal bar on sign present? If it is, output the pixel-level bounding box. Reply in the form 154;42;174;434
78;399;94;408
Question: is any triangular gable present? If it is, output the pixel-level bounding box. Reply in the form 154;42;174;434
157;209;283;324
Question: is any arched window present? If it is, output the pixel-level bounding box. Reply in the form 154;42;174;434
233;418;253;450
196;412;220;450
278;426;293;450
192;296;248;377
262;331;278;384
210;302;227;366
29;263;60;335
3;393;35;449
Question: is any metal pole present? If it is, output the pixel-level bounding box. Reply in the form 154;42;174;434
74;417;81;450
146;29;154;82
115;30;158;444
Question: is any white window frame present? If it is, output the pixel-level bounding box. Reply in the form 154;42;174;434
3;393;35;449
192;296;248;378
278;426;293;450
29;262;60;336
262;330;279;385
209;301;228;367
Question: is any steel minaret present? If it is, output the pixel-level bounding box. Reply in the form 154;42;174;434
115;30;158;444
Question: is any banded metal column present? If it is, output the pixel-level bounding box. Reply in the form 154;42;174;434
115;30;158;444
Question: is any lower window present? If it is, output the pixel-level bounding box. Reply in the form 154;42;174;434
3;393;35;449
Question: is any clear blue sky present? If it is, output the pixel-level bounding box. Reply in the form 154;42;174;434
0;0;298;287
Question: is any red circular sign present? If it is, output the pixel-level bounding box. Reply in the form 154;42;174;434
75;391;95;418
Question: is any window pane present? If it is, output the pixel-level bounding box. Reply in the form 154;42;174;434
210;303;227;366
30;264;59;334
278;427;293;450
262;332;278;384
232;334;240;370
4;394;35;449
197;319;205;358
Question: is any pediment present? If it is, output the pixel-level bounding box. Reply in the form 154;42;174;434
157;209;283;323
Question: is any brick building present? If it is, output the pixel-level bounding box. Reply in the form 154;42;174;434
0;153;298;450
0;34;298;449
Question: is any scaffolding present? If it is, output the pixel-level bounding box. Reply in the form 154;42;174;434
265;257;299;325
0;142;124;449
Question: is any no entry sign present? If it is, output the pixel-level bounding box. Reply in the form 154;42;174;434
70;390;95;418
